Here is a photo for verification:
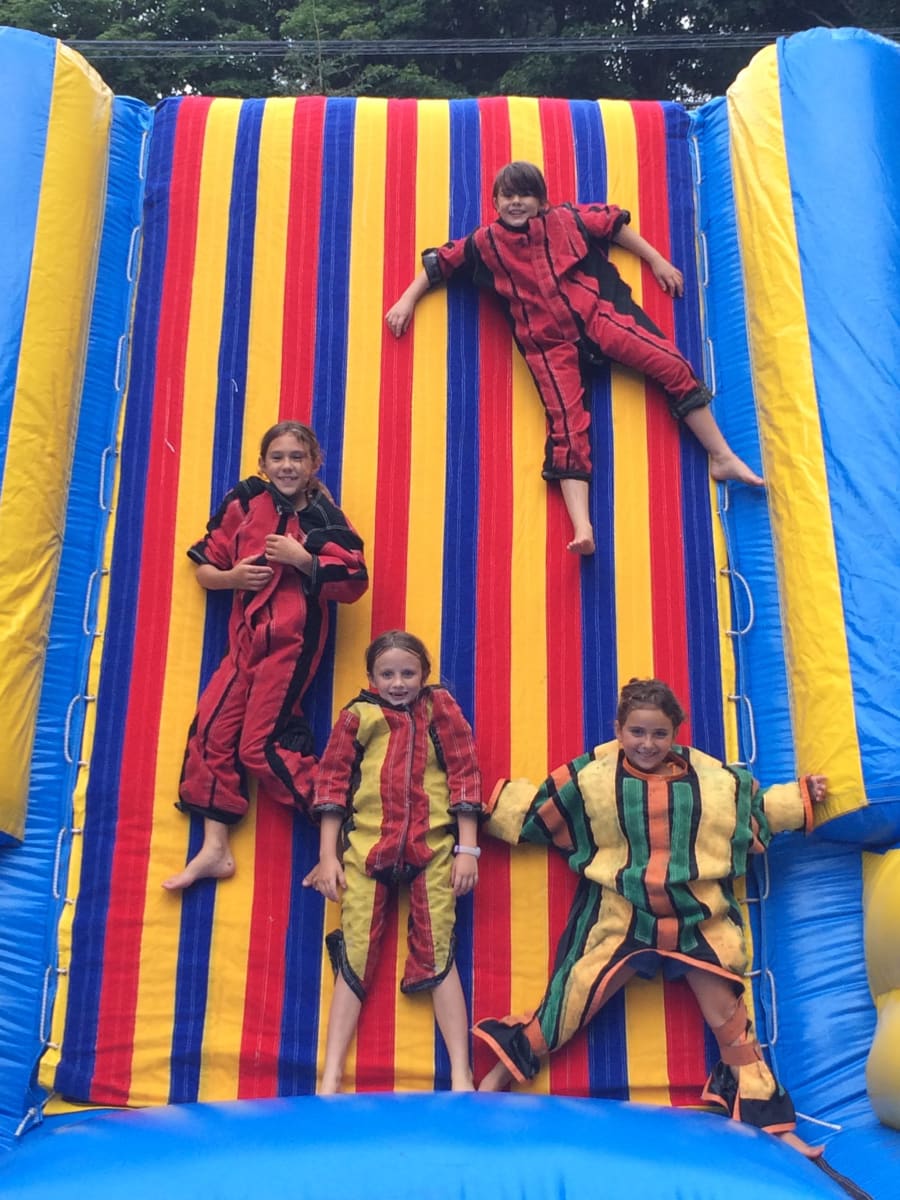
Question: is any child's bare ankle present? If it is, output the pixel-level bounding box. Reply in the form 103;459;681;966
566;525;595;556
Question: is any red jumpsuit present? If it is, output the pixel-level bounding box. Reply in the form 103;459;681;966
424;202;711;481
313;686;483;998
179;477;368;823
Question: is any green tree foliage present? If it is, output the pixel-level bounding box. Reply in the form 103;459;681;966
0;0;897;102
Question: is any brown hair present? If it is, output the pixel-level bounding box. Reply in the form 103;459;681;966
365;630;431;682
492;161;548;206
616;678;686;733
259;420;322;465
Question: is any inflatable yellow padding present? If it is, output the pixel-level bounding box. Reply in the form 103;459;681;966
726;47;865;822
0;44;111;843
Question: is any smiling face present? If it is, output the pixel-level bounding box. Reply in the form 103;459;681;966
493;189;544;228
369;646;426;707
615;706;676;775
259;432;319;507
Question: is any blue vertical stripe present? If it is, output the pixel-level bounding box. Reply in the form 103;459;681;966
435;98;482;1086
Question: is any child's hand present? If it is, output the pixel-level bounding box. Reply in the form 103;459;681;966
451;851;478;897
807;775;827;804
231;555;274;591
265;534;313;572
304;854;346;902
651;256;684;297
385;298;414;337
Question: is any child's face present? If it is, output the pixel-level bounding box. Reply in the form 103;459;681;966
369;647;426;707
615;706;676;775
493;188;543;228
259;433;318;504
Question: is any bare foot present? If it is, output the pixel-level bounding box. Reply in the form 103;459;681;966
162;846;236;891
318;1073;342;1095
566;525;596;556
450;1068;475;1092
477;1061;513;1092
775;1130;825;1159
709;451;765;487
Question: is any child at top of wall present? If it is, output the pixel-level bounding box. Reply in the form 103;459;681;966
304;630;483;1093
386;160;762;557
475;677;828;1163
163;420;368;892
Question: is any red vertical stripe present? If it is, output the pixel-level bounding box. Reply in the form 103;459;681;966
633;102;704;1098
281;97;325;422
371;98;418;636
354;905;400;1091
93;99;213;1102
239;800;293;1096
631;103;691;712
663;977;708;1106
355;99;420;1084
539;99;589;1097
471;99;514;1077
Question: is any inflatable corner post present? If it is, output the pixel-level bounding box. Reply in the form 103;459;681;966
0;20;898;1200
0;30;112;847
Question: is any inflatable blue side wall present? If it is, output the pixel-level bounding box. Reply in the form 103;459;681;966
0;23;899;1200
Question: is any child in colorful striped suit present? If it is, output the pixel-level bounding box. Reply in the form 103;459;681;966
475;677;827;1160
386;161;763;557
305;630;483;1093
163;421;368;891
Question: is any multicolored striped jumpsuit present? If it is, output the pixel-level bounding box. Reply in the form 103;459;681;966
474;740;816;1133
313;686;483;998
424;202;711;482
178;477;368;823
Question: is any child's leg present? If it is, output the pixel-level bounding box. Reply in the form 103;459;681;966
319;974;363;1094
432;963;474;1091
559;478;595;556
521;343;595;554
238;639;318;813
162;816;235;891
686;969;822;1157
477;958;638;1090
682;407;764;487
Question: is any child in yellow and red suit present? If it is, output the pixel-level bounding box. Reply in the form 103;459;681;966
475;677;828;1162
306;630;483;1094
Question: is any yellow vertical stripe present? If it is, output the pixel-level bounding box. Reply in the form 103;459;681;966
599;101;654;683
244;98;295;451
728;49;864;815
406;100;450;666
332;98;387;713
506;99;551;1092
0;45;111;841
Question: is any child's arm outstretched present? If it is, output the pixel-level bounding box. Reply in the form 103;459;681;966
385;268;431;337
613;224;684;297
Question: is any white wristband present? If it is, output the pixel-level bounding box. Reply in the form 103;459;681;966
453;844;481;859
